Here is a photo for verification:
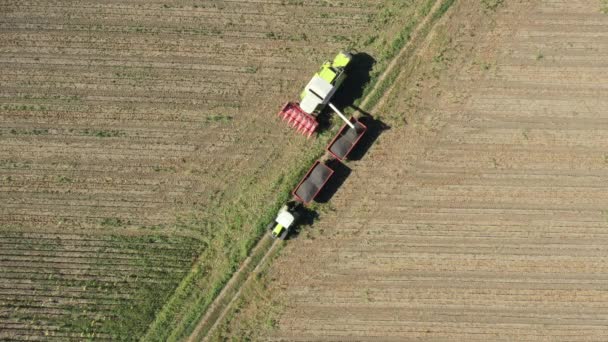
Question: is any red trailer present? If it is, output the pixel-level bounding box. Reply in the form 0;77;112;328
326;117;367;160
293;161;334;204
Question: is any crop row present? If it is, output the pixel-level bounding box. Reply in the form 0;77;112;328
0;232;199;339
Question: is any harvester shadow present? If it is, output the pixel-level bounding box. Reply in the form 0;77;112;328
346;113;391;161
287;206;319;240
314;159;351;204
315;52;376;132
334;52;376;109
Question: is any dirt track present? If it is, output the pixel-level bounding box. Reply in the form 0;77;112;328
260;0;608;340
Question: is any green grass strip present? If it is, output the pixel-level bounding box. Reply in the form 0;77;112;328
363;0;455;112
142;142;327;341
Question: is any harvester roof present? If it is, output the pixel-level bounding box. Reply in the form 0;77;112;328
276;210;295;228
300;75;333;114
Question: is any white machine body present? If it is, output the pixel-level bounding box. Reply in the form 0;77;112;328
300;75;338;115
276;207;296;228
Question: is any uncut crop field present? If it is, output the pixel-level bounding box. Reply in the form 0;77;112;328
0;0;422;339
258;0;608;340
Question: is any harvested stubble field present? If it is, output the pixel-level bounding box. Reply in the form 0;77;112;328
0;0;443;340
217;0;608;341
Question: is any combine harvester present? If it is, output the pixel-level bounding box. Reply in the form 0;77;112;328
278;51;357;138
269;52;368;239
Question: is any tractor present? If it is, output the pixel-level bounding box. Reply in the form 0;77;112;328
267;202;301;240
278;51;355;137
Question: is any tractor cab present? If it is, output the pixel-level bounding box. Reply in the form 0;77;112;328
267;203;300;240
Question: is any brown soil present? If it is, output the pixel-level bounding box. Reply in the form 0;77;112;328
245;0;608;340
0;0;438;338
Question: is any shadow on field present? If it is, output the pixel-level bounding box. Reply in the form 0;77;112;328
334;52;376;109
314;159;351;204
316;52;376;132
346;112;391;161
286;206;319;240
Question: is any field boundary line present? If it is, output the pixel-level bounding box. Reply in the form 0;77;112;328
361;0;456;113
184;0;458;340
